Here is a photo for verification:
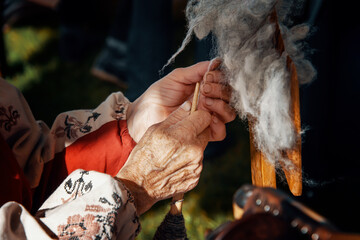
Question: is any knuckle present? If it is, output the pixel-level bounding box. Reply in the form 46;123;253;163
148;123;162;133
219;131;227;141
189;144;203;156
213;129;226;141
171;68;184;76
230;111;237;121
175;125;197;139
148;125;157;133
195;164;203;175
198;109;212;120
151;127;163;137
151;127;175;143
226;106;237;120
188;179;200;191
215;101;230;116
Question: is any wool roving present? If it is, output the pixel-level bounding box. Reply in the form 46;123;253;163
166;0;316;174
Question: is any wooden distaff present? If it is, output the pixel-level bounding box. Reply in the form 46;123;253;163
170;81;201;215
249;10;302;196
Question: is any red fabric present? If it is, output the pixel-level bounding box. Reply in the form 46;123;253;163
32;119;136;211
64;119;136;176
0;133;32;210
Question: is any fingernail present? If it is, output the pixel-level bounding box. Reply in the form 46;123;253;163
206;73;214;82
180;101;191;111
202;83;211;94
209;57;222;70
205;97;213;106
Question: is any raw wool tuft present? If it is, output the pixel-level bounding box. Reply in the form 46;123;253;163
166;0;316;173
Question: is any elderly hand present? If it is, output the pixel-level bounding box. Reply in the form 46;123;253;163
126;60;236;143
117;102;211;215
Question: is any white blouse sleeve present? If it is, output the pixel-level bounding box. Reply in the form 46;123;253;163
0;170;141;239
0;78;130;188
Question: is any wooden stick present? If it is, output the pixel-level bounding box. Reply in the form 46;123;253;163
249;120;277;188
170;81;201;215
283;57;302;196
191;82;201;112
273;9;302;196
249;10;302;196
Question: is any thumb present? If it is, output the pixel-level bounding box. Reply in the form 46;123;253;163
176;110;212;136
161;101;192;128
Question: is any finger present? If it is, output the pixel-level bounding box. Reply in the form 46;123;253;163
209;115;227;142
208;57;222;71
199;96;236;123
197;127;211;149
171;61;211;85
169;160;203;184
203;70;224;84
201;82;232;103
175;109;211;136
161;101;192;129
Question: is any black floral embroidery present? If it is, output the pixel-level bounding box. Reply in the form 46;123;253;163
62;171;93;202
54;111;101;139
0;105;20;132
115;179;135;205
94;192;123;239
115;108;124;115
133;212;141;236
114;179;141;236
126;187;135;204
113;103;126;120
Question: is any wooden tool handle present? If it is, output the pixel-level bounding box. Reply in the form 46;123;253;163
170;193;185;215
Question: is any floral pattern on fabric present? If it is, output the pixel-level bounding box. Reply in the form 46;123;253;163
116;180;141;236
57;214;101;240
57;171;124;239
38;170;140;239
49;91;130;151
112;103;126;121
92;193;122;239
62;171;93;203
0;105;20;132
54;112;101;139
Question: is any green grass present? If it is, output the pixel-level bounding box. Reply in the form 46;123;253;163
5;27;57;90
4;24;252;240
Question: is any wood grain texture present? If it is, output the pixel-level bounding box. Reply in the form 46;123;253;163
249;121;276;188
283;57;302;196
249;9;302;196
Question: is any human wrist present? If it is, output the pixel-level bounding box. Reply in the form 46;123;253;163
115;174;153;215
125;95;149;143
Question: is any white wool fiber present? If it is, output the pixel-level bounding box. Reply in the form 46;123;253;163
167;0;316;171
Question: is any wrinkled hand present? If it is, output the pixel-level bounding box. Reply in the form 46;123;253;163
127;59;236;143
117;102;211;215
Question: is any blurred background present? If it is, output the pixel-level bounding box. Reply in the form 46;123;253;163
1;0;359;239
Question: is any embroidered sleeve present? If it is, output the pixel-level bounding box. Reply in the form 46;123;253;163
37;170;141;239
0;78;136;191
0;170;141;239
